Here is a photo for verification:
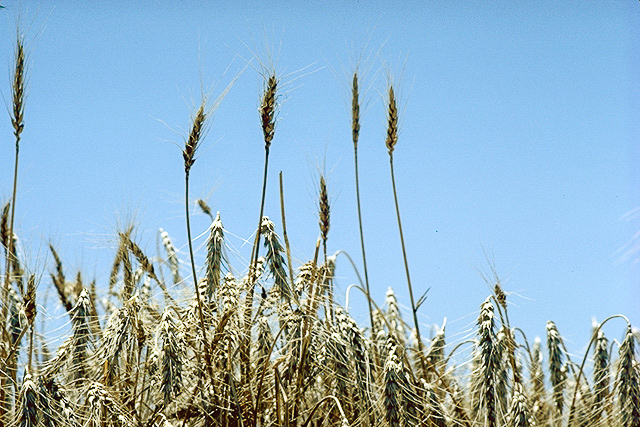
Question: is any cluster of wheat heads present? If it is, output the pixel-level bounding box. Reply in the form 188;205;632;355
1;30;639;427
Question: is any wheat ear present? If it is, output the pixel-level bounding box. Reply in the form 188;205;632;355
546;321;566;418
616;325;640;427
593;327;610;421
507;382;533;427
474;297;499;427
205;212;224;303
17;369;37;427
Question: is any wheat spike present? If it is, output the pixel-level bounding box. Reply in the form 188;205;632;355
592;328;610;420
616;325;640;427
158;308;184;406
546;321;566;416
182;102;206;173
473;297;499;427
259;74;277;149
205;212;224;302
385;86;398;155
17;370;37;427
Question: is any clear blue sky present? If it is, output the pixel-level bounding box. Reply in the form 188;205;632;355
1;1;638;354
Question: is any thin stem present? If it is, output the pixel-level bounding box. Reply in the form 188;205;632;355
2;139;19;324
389;155;426;375
185;172;212;376
567;314;629;427
241;145;270;396
279;172;295;288
354;143;375;333
249;147;270;292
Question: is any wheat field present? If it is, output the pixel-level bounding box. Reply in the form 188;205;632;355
0;24;638;427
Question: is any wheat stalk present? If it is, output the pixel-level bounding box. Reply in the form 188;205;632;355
384;85;426;378
3;28;27;337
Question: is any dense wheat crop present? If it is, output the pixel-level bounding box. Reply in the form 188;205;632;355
0;23;638;427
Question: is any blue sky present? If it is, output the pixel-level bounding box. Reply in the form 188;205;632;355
0;1;638;354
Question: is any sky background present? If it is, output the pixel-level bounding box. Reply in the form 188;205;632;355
0;1;638;357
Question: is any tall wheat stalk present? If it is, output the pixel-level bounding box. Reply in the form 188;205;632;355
182;101;213;377
351;72;374;332
385;85;426;375
2;28;26;324
1;28;26;427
